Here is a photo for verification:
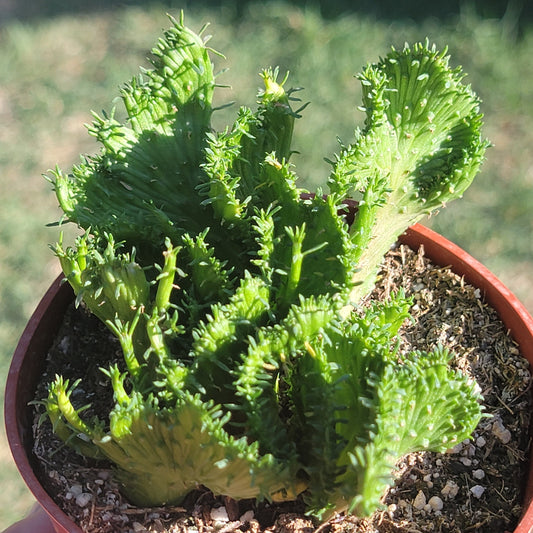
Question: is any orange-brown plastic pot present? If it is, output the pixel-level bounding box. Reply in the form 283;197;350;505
5;224;533;533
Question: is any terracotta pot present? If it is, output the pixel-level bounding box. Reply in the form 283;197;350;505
5;224;533;533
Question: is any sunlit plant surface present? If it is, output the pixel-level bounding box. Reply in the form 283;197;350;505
42;13;489;518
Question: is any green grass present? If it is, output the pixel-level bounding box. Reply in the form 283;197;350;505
1;1;532;527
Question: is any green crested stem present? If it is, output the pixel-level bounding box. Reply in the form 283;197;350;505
103;365;131;406
91;393;299;506
50;15;216;249
251;207;277;282
332;41;488;305
259;68;294;162
331;345;483;517
45;377;102;458
55;233;150;333
146;309;170;360
202;110;255;224
189;273;272;402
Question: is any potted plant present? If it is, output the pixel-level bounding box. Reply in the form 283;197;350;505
5;13;533;533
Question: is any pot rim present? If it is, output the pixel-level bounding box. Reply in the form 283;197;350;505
4;223;533;533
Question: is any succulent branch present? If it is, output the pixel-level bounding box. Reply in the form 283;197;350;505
330;42;489;302
44;15;487;518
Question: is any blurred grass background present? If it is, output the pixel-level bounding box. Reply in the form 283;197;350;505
0;0;532;527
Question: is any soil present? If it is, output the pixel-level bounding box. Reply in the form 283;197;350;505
32;244;532;533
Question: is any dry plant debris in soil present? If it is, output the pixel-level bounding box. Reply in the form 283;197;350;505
32;244;531;533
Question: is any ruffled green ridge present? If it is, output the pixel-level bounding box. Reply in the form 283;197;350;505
45;15;488;518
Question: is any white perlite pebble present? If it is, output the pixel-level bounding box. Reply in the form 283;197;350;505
492;419;512;444
476;436;486;447
441;480;460;499
464;443;476;457
470;485;485;498
428;496;444;512
68;484;83;497
448;442;463;454
210;506;229;523
413;490;427;510
473;469;486;480
240;510;255;523
75;492;92;507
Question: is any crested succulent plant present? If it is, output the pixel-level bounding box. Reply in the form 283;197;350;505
45;14;488;518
